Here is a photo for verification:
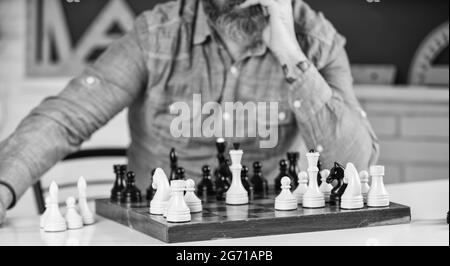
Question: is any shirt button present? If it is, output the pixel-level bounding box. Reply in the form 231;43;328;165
298;61;310;72
278;112;287;121
317;145;324;153
85;76;97;86
230;66;240;76
223;112;231;121
293;100;302;109
360;109;368;118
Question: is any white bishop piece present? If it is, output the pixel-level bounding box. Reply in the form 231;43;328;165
184;179;203;213
318;169;333;202
150;168;171;215
302;151;325;208
225;144;249;205
40;196;51;229
166;180;191;223
293;171;308;204
44;182;67;232
367;166;390;207
359;170;370;204
78;177;95;225
341;163;364;210
65;196;84;230
275;177;298;211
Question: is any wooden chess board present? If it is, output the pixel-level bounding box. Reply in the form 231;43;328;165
95;194;411;243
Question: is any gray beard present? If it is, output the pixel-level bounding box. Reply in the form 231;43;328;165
202;0;268;46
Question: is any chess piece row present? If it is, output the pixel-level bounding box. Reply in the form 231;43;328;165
150;168;202;223
275;150;390;211
41;177;95;232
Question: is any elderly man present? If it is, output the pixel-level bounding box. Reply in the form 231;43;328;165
0;0;379;224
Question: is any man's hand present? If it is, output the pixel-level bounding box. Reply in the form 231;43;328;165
240;0;307;66
0;185;12;225
0;197;6;225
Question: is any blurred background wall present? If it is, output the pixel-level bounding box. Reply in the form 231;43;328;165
0;0;448;214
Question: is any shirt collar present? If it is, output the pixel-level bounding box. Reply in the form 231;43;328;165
193;1;268;58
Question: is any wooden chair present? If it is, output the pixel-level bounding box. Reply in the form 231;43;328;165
33;148;127;214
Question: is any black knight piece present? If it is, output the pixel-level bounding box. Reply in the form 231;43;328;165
326;162;347;206
251;161;268;195
198;165;215;197
122;171;142;204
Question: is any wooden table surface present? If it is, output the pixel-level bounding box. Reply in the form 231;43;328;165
0;180;448;246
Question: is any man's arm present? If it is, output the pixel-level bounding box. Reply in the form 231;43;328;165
0;17;149;215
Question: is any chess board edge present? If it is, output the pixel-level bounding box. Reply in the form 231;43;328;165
95;199;412;243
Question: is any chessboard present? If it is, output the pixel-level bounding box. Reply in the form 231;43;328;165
95;193;411;243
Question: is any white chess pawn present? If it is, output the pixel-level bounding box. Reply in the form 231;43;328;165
359;170;371;204
65;197;84;230
341;163;364;210
150;168;171;215
44;182;67;232
303;151;325;208
226;143;249;205
293;171;308;204
275;177;298;211
77;177;95;225
40;196;51;229
319;169;333;203
166;180;191;223
367;166;390;207
184;179;203;213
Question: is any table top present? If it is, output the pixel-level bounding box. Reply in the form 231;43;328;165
1;180;448;246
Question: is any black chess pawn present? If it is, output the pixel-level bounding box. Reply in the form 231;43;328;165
241;165;253;195
176;167;186;180
287;152;300;189
169;148;178;181
122;171;142;204
215;175;230;201
274;159;291;192
326;162;347;206
198;165;215;197
251;161;268;195
146;168;157;201
110;165;122;202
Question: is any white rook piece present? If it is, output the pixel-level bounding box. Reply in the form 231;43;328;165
275;177;298;211
293;171;308;204
184;179;203;213
226;143;249;205
341;163;364;210
302;151;325;208
44;182;67;232
166;180;191;223
78;176;95;225
40;196;51;229
368;166;390;207
150;168;171;215
65;197;84;230
318;169;333;202
359;170;371;204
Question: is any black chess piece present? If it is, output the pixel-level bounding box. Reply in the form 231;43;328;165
169;148;178;181
326;162;347;206
112;165;127;202
146;168;157;201
110;165;122;202
251;161;268;195
198;165;215;197
213;139;232;196
317;160;324;186
122;171;142;204
274;159;290;192
287;152;300;189
241;165;253;192
176;167;186;180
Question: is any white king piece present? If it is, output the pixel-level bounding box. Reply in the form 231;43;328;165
226;143;249;205
302;150;325;208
